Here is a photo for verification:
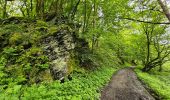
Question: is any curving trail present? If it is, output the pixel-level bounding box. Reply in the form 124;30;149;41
101;68;155;100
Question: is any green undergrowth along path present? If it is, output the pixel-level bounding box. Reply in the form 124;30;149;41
0;66;118;100
136;63;170;100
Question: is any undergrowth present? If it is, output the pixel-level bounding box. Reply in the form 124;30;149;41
0;66;117;99
135;63;170;100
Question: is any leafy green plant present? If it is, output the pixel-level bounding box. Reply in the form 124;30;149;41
0;57;7;81
0;66;117;99
3;47;18;56
36;20;48;27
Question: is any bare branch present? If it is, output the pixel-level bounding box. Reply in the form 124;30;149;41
120;17;170;24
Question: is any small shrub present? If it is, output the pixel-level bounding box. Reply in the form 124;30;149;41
9;32;22;45
36;20;48;27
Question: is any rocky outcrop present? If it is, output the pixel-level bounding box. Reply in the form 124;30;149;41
42;28;75;80
0;16;82;83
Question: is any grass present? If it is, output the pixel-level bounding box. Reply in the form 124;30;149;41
135;62;170;100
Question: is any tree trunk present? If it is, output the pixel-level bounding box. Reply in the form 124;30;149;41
146;32;150;66
142;65;152;72
69;0;80;20
30;0;33;12
83;0;87;33
3;0;7;18
36;0;44;19
92;0;98;52
24;0;30;17
158;61;163;72
157;0;170;22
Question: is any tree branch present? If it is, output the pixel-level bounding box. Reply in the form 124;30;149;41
120;17;170;24
157;0;170;22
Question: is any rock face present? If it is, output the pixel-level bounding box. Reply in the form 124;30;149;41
42;29;75;80
0;17;81;84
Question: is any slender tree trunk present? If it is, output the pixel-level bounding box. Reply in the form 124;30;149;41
20;7;26;17
92;0;97;52
93;0;96;28
158;59;163;72
30;0;33;17
36;0;40;17
83;0;87;33
70;0;80;20
59;0;63;15
157;0;170;22
36;0;45;19
146;34;150;65
24;0;30;17
159;64;163;72
3;0;7;18
142;30;151;72
30;0;33;12
86;7;92;29
42;0;44;19
70;0;73;9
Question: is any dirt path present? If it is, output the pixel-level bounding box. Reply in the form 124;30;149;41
101;68;155;100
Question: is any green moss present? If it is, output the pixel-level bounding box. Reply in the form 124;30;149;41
67;57;76;75
38;69;53;82
0;21;79;86
9;32;22;45
48;26;58;35
0;45;50;85
36;20;48;27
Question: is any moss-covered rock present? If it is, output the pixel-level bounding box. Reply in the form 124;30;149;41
0;19;80;85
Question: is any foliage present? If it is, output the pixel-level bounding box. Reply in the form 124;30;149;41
0;66;117;99
0;22;52;85
0;0;170;99
135;63;170;100
0;16;123;98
